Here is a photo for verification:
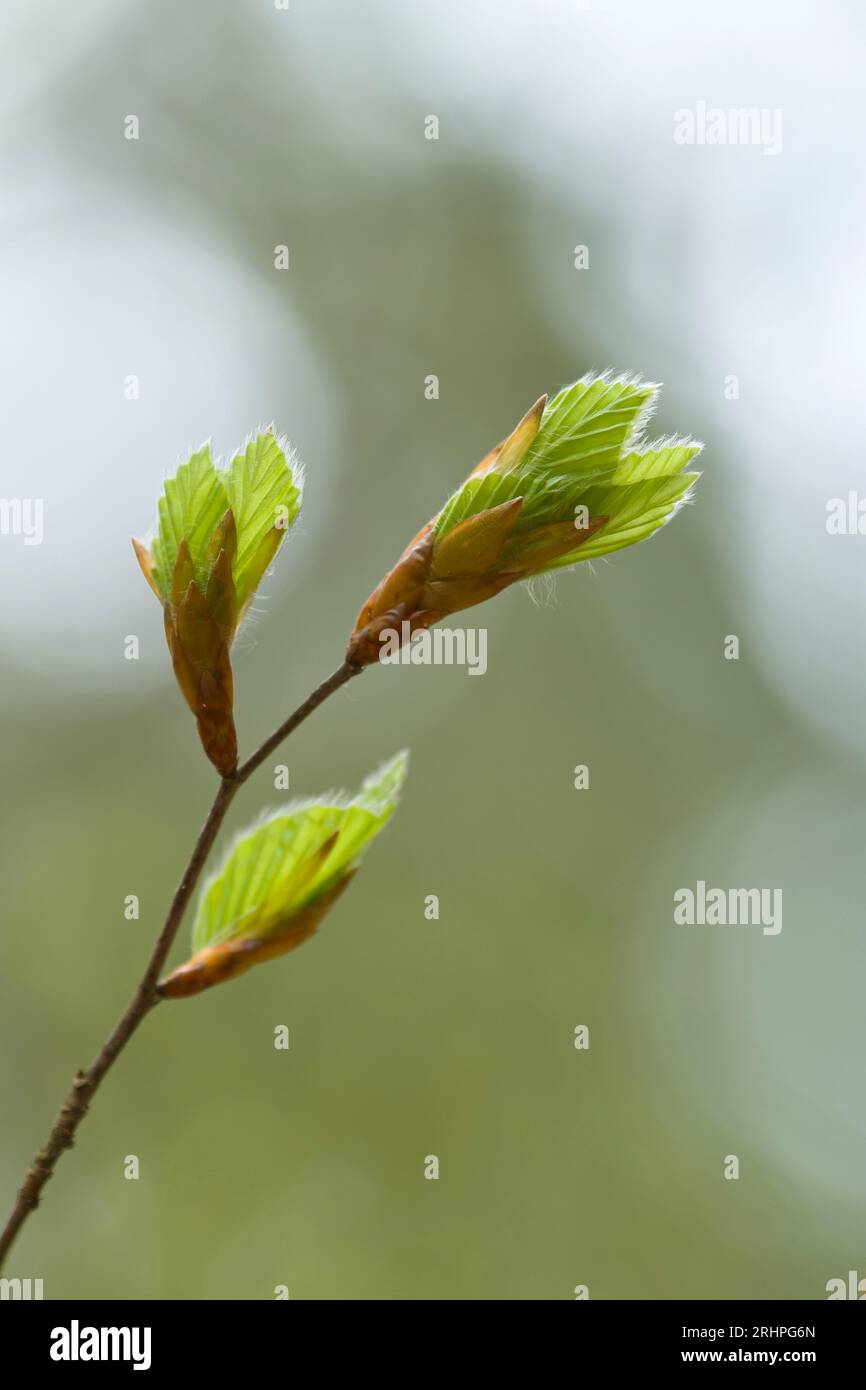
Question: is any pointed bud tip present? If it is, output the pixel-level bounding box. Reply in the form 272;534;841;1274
132;536;163;600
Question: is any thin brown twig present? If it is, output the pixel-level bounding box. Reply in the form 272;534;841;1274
0;658;362;1272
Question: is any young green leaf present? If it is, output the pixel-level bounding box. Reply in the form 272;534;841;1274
158;751;408;997
524;374;657;475
435;375;657;537
223;430;303;616
545;440;702;566
150;445;230;600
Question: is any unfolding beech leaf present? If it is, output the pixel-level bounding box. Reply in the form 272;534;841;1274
435;375;656;538
150;445;230;600
132;429;304;775
544;441;702;566
514;375;659;532
525;374;657;475
347;372;703;667
223;430;303;615
158;752;408;997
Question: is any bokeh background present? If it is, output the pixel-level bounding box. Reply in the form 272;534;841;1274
1;0;864;1300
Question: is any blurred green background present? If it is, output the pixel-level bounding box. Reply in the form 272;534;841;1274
1;0;864;1300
